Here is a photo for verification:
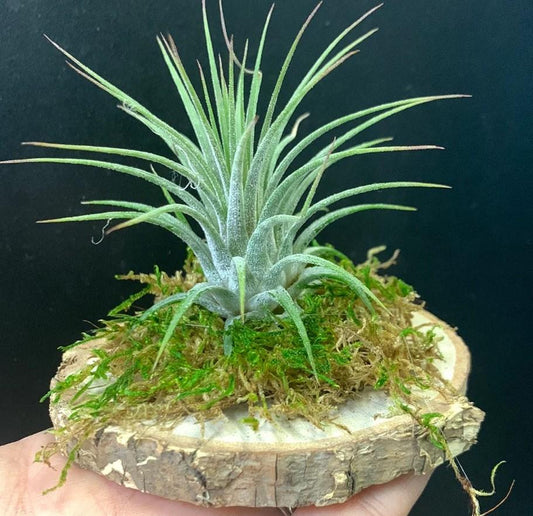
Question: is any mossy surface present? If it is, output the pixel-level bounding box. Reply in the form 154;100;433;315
39;247;448;470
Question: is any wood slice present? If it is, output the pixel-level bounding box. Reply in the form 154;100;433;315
49;310;484;508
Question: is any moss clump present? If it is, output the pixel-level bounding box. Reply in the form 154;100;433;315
38;247;449;481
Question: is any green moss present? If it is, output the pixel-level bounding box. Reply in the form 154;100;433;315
46;248;445;423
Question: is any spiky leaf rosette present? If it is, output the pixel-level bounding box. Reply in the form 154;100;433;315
3;2;466;375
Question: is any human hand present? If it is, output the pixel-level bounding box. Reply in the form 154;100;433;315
1;431;430;516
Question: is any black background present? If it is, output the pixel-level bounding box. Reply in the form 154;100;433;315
1;1;531;514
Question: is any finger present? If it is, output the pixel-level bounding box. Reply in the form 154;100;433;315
292;472;432;516
1;431;280;516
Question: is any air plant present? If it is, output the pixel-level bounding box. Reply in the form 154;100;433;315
2;1;465;377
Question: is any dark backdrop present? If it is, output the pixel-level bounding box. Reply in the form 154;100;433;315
1;1;531;514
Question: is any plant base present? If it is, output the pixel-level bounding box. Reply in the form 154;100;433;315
48;310;483;508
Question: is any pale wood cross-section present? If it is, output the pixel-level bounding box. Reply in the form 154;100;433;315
49;310;484;508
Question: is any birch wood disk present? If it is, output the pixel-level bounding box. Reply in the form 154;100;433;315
49;310;484;508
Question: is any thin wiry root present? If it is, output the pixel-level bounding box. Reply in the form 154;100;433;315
443;443;513;515
91;219;111;245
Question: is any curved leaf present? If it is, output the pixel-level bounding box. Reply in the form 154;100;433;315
268;253;383;312
267;286;318;379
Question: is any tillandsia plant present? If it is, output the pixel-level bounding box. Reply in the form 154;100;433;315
3;2;465;377
4;3;510;513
